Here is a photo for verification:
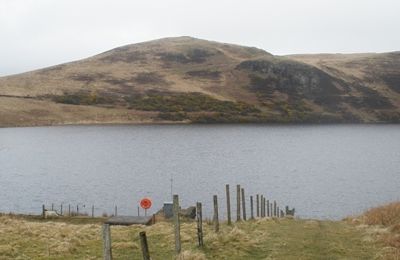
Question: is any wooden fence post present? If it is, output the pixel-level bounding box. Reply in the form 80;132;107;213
196;202;204;247
264;198;266;218
260;195;264;217
270;203;273;217
257;194;260;218
173;194;181;254
250;195;254;219
267;200;270;217
277;206;280;218
102;224;112;260
226;184;231;225
77;205;79;215
236;185;241;221
263;197;266;217
139;231;150;260
213;195;219;232
274;201;277;217
264;197;267;218
241;188;246;221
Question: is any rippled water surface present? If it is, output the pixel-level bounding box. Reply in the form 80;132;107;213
1;124;399;219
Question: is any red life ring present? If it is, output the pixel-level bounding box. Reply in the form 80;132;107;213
140;198;152;209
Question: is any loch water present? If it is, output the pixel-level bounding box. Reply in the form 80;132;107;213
0;124;399;219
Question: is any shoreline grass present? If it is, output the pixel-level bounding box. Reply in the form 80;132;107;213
0;213;385;259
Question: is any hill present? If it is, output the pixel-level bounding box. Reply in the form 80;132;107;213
1;37;399;127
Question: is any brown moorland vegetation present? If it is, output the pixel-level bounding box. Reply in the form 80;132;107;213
0;37;399;127
347;201;400;259
0;214;384;259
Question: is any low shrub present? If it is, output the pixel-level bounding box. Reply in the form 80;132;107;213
126;92;260;114
51;91;117;106
363;202;400;226
158;112;188;121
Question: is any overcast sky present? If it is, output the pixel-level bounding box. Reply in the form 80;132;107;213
1;0;399;76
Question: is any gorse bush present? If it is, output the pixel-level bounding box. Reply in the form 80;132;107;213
126;92;260;114
158;112;188;121
363;202;400;226
52;91;116;106
159;48;216;64
134;72;167;85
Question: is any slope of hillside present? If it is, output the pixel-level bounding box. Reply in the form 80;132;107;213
1;37;399;127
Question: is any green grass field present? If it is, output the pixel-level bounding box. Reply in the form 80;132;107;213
0;214;388;259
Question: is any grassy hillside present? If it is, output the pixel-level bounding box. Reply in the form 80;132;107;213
1;37;399;127
0;214;384;259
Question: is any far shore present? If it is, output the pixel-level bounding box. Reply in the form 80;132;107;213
1;121;399;129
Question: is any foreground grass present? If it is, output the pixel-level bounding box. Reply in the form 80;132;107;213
0;214;385;259
347;202;400;259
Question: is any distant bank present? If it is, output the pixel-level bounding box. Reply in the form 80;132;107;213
1;37;400;127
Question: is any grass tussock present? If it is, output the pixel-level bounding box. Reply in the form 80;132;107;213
177;250;207;260
205;225;261;257
0;215;101;258
363;202;400;226
349;201;400;259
